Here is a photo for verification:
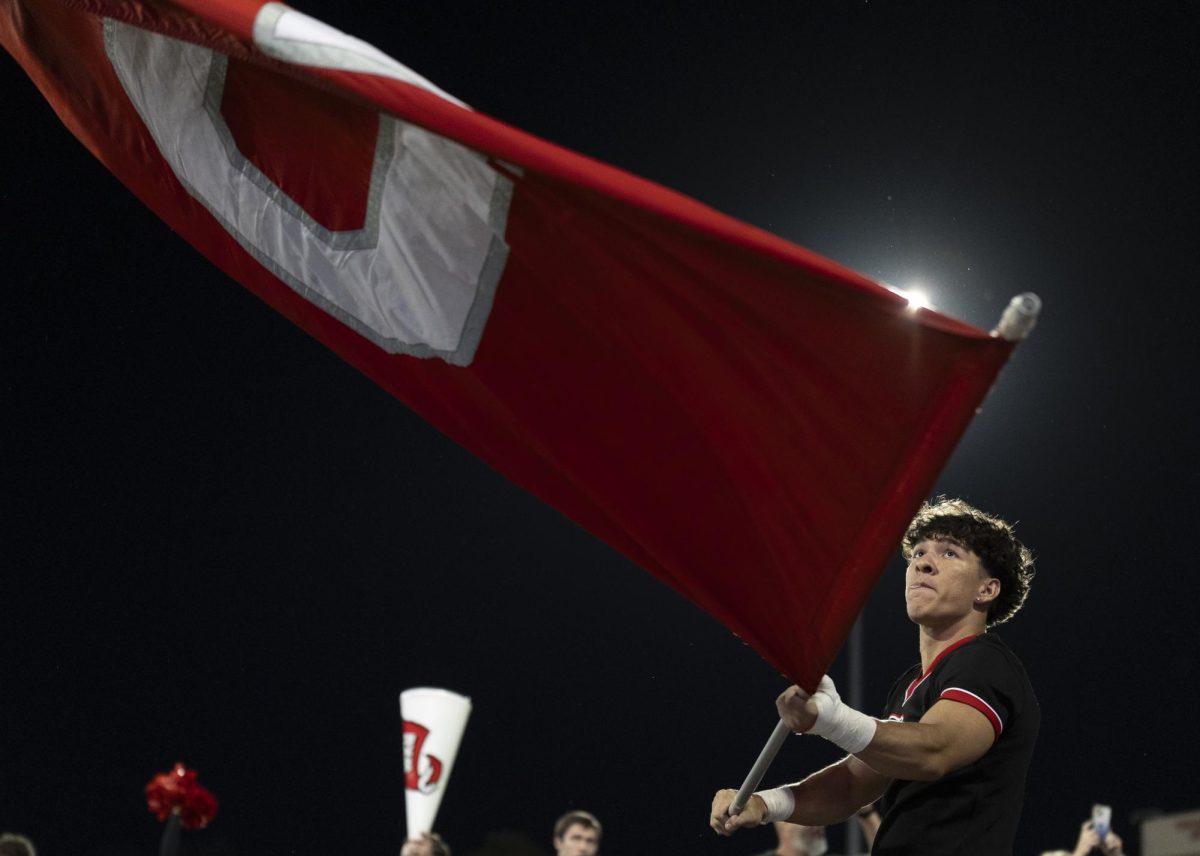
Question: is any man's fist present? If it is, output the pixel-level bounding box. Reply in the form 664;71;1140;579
709;788;765;836
777;683;820;733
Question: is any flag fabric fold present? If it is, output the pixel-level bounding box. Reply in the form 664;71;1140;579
2;0;1022;689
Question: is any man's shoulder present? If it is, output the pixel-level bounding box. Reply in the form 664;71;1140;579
948;632;1027;672
939;632;1037;704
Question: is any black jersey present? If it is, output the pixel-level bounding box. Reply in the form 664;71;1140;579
872;633;1039;856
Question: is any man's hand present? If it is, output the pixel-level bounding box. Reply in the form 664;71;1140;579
1101;831;1125;856
1073;820;1101;856
777;684;819;733
709;788;765;836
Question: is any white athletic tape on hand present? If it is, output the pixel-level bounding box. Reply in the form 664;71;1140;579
753;787;796;824
806;675;878;755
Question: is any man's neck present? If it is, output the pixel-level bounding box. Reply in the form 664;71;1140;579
918;618;987;672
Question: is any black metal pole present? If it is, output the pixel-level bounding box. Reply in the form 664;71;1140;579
158;811;181;856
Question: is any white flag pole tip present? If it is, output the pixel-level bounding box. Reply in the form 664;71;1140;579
993;292;1042;341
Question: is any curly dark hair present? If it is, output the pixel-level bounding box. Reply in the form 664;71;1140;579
902;497;1035;627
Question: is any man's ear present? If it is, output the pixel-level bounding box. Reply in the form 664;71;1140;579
976;577;1000;604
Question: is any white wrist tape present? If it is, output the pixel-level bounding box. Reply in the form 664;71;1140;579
753;786;796;824
805;675;878;755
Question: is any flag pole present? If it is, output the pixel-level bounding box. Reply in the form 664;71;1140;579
730;718;793;815
993;293;1041;341
846;615;866;853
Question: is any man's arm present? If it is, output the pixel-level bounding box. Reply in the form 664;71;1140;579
709;755;889;836
855;700;994;780
778;682;996;781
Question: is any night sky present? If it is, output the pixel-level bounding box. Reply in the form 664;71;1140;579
2;2;1197;855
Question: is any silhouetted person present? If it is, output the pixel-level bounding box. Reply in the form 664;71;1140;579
553;810;601;856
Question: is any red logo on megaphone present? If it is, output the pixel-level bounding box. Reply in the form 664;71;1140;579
402;720;444;794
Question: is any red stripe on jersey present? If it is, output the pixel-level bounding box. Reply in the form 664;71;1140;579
940;687;1003;737
903;635;979;705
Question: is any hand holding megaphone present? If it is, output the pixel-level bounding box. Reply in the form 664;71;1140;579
400;687;472;840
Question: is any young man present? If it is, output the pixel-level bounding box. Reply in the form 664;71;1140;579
710;498;1038;855
553;810;602;856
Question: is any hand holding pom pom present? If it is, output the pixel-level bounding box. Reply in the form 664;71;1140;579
145;762;219;856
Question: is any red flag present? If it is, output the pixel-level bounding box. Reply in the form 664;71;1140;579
1;0;1026;689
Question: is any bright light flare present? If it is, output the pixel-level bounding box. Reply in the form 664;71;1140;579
903;288;932;311
882;281;935;312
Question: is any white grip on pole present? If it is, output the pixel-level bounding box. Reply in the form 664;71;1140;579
993;292;1042;341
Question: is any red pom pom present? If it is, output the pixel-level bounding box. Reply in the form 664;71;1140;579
145;762;219;830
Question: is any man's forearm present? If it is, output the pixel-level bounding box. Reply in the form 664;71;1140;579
779;758;883;826
792;685;995;782
853;719;973;781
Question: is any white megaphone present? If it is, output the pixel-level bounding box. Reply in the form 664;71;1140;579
400;687;472;838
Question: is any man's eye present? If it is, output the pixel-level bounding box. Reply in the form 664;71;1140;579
945;549;958;558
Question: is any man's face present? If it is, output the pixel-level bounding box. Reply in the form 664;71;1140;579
905;537;995;628
554;823;599;856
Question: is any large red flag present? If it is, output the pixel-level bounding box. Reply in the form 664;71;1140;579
1;0;1032;689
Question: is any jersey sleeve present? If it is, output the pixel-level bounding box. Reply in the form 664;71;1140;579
932;643;1021;738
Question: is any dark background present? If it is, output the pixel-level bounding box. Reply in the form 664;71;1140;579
2;1;1197;854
